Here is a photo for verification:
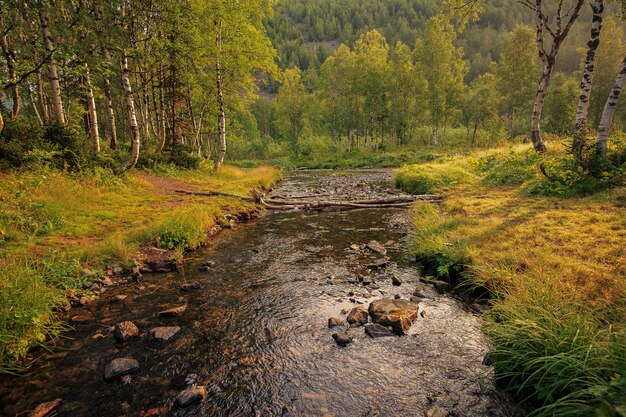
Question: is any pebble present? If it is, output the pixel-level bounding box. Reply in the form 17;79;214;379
104;358;140;381
175;386;206;407
114;321;139;343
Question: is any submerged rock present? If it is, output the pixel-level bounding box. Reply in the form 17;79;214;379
104;358;140;382
28;398;62;417
368;298;419;335
367;259;388;270
366;241;387;255
180;282;201;291
424;407;450;417
175;386;206;408
332;331;353;347
114;321;139;343
156;305;186;318
364;323;395;338
346;306;368;327
150;326;181;343
328;317;343;328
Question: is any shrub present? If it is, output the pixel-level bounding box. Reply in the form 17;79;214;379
474;148;543;186
155;211;208;251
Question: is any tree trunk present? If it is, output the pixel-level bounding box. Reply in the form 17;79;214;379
84;63;100;152
35;55;49;123
214;20;227;171
530;63;552;152
28;83;43;125
156;63;167;153
574;0;604;136
597;55;626;157
39;7;65;124
472;123;478;146
119;49;141;171
0;111;4;135
431;125;438;146
0;29;20;119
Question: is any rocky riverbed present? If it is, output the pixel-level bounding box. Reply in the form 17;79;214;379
0;170;520;417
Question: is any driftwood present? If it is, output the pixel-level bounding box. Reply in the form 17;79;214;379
260;194;442;211
175;188;442;211
175;189;255;202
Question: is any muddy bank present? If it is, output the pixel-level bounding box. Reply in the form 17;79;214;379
0;170;519;417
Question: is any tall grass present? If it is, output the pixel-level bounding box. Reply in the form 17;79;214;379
394;158;476;194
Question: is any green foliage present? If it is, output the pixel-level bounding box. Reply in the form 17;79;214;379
523;139;625;196
474;148;543;186
155;211;209;251
394;159;475;194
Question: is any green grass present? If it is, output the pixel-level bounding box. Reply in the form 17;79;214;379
0;164;281;370
397;143;626;416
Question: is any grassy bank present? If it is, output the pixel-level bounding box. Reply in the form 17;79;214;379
396;144;626;416
0;164;281;371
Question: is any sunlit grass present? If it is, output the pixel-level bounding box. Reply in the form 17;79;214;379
398;142;626;415
0;164;281;369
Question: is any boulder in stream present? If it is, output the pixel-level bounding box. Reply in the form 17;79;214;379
113;321;139;343
346;306;368;327
368;298;419;335
175;386;206;408
104;358;140;382
332;331;353;347
364;323;395;338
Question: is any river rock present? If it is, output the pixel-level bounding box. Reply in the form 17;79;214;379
424;407;450;417
332;331;353;347
156;305;186;318
180;282;201;291
150;326;181;343
366;241;387;255
364;323;395;338
104;358;140;381
346;306;368;327
421;278;450;294
368;298;419;335
176;386;206;407
109;294;127;304
391;275;402;286
328;317;343;328
367;259;387;270
28;398;62;417
114;321;139;342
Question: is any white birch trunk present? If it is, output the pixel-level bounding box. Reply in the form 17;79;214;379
597;55;626;157
119;48;141;171
39;7;65;124
214;20;227;171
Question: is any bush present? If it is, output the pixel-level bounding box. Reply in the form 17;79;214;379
474;148;543;186
155;211;208;251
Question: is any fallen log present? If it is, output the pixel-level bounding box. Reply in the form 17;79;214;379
260;198;418;210
263;195;441;206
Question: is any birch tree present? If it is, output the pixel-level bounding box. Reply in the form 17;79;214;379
597;55;626;157
520;0;585;152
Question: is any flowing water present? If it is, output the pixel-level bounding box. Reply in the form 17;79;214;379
0;170;517;417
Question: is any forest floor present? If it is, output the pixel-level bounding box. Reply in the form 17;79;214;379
0;164;281;370
395;144;626;415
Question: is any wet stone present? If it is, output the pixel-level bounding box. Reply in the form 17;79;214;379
104;358;140;382
391;275;402;286
328;317;343;328
367;259;388;270
364;323;395;338
150;326;181;343
110;294;127;303
332;331;353;347
368;298;420;335
347;307;368;326
114;321;139;343
366;240;387;255
156;305;186;318
176;386;206;408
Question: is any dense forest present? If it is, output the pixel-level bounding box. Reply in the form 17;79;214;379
0;1;625;417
